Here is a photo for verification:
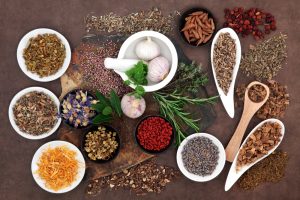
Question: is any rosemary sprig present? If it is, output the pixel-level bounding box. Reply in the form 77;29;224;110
152;62;219;146
153;91;218;145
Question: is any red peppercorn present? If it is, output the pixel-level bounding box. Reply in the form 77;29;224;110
223;7;276;40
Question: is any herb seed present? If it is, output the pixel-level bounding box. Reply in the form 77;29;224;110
182;137;219;176
213;32;236;95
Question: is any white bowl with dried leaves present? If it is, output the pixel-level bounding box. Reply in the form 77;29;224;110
8;87;61;140
16;28;71;82
117;31;178;92
211;28;241;118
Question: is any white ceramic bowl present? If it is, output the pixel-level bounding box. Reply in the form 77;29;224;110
31;140;86;193
177;133;226;182
211;28;241;118
117;31;178;92
8;87;61;140
225;118;285;191
17;28;71;82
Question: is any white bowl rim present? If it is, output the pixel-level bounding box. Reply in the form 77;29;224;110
211;27;241;118
16;28;71;82
8;87;62;140
117;30;178;92
225;118;285;191
176;133;226;182
31;140;86;193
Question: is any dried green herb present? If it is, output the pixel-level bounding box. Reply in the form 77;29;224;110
13;91;58;135
23;34;66;77
238;150;288;190
85;8;180;35
240;33;287;80
213;32;236;95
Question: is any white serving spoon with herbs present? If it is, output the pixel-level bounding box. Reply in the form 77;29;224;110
224;118;285;191
211;28;241;118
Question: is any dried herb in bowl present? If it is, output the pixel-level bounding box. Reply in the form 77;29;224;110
181;136;219;176
61;90;97;128
23;34;66;77
213;32;236;95
13;91;58;135
83;126;119;161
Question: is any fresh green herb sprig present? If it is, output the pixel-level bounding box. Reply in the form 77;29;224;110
124;61;147;99
153;91;218;145
92;90;122;124
163;62;209;94
153;62;219;145
125;61;148;85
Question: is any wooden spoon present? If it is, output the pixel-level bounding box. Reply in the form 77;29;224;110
225;81;270;162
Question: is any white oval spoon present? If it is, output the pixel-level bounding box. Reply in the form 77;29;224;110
104;58;140;72
211;28;241;118
224;118;285;191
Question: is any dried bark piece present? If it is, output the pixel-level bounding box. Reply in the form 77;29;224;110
236;80;289;119
182;10;215;45
236;122;282;171
86;159;180;196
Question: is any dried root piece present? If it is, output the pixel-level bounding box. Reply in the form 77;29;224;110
181;10;215;45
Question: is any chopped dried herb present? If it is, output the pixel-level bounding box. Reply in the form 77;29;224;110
23;34;66;77
85;8;180;35
13;91;58;135
86;159;179;196
238;150;288;190
236;122;282;171
236;80;290;119
213;32;236;95
240;33;287;80
248;84;267;103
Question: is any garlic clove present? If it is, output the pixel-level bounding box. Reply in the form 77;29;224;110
135;37;161;61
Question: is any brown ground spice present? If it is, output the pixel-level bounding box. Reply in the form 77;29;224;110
238;150;288;190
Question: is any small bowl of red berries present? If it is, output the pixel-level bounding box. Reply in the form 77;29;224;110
135;115;174;154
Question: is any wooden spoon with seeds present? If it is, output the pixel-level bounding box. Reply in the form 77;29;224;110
225;81;270;162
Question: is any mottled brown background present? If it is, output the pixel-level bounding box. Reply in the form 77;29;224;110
0;0;299;200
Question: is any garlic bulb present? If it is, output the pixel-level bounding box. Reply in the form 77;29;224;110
135;37;160;61
147;56;170;83
121;94;146;119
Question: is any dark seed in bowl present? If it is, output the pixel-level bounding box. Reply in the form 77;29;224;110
181;136;219;176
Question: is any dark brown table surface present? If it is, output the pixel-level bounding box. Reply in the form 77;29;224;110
1;0;299;199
